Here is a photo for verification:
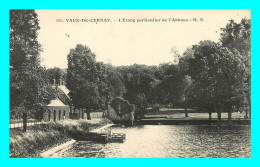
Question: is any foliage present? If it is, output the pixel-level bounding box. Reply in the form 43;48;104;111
66;44;99;112
220;18;251;56
10;10;55;117
66;44;127;116
187;41;247;119
10;14;250;124
46;67;67;85
96;62;126;109
116;64;158;109
220;18;251;118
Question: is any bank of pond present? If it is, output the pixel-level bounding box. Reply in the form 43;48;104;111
9;119;112;157
9;118;250;158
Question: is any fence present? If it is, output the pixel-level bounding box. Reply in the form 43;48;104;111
9;111;106;129
9;119;43;129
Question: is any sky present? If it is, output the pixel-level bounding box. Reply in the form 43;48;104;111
36;10;250;69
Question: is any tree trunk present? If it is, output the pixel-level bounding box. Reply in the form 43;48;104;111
209;109;212;122
184;108;188;117
86;109;91;120
23;112;27;132
215;101;221;122
78;109;81;119
107;106;110;118
185;108;188;117
184;100;189;117
134;111;138;122
228;109;232;122
217;109;221;122
82;109;84;119
217;109;222;126
214;101;221;121
244;104;249;119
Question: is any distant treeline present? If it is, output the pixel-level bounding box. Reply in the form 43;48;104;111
10;10;250;123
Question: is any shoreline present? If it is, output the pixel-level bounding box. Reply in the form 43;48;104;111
10;118;250;158
9;119;113;158
138;119;251;125
40;123;114;158
40;140;76;158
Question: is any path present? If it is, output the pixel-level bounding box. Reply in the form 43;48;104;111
40;140;76;158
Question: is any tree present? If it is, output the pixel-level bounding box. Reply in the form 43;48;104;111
95;62;110;110
46;67;67;85
117;65;157;107
67;44;99;120
220;19;251;55
178;48;194;117
171;47;181;64
216;48;247;122
98;63;126;108
188;41;247;122
105;64;126;98
10;10;55;131
155;55;192;117
220;18;251;119
115;64;159;119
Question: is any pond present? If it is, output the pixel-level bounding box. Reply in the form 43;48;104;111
52;125;251;158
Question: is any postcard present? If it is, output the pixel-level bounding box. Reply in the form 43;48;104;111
9;9;251;158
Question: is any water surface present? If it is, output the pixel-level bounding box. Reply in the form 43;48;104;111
54;125;250;158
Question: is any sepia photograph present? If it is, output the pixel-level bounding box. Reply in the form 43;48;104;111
9;10;251;158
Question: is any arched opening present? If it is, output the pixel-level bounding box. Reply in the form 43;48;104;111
59;110;61;120
48;110;51;121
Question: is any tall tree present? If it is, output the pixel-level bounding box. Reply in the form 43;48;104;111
10;10;55;131
99;63;126;104
67;44;99;120
188;41;247;122
155;55;192;117
117;65;157;106
220;18;251;118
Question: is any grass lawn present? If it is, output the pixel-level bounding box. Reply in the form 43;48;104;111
145;108;247;120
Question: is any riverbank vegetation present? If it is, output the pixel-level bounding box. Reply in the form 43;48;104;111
9;119;112;157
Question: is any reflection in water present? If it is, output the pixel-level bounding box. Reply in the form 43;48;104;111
54;125;250;158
